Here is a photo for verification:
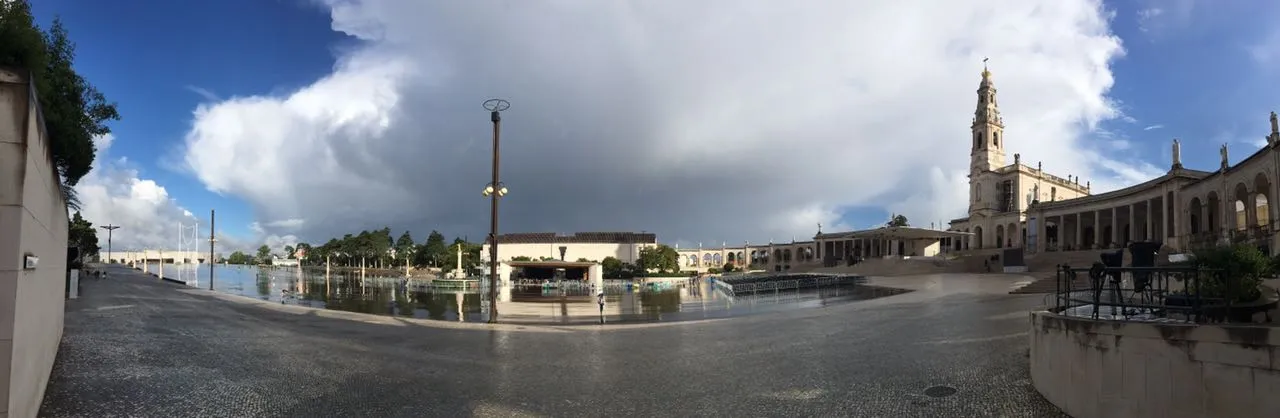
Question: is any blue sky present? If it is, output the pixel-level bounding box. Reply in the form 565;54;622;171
29;0;1280;250
33;0;349;240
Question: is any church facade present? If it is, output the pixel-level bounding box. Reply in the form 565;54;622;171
949;67;1280;255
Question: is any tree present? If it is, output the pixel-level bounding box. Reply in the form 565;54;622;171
601;256;625;279
256;245;271;264
284;245;295;259
637;245;679;274
394;231;415;264
0;2;120;194
67;211;99;259
226;251;254;265
511;256;533;261
887;214;909;227
418;230;447;267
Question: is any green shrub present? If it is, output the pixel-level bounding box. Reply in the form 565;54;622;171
1189;244;1267;303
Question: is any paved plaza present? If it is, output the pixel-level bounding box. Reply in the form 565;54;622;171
39;266;1066;417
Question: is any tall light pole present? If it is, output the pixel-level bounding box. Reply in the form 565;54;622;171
482;98;510;324
99;224;120;263
209;209;216;291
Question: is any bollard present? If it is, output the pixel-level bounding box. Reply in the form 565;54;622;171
68;269;79;299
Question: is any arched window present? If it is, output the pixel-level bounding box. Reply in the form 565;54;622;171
975;183;983;202
1051;187;1057;201
992;132;999;148
974;132;981;149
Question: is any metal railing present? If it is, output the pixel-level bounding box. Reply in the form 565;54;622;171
1051;264;1268;323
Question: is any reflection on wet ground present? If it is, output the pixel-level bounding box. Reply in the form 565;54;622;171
163;264;911;324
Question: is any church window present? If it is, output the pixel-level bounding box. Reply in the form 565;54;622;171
993;132;999;147
975;183;982;201
1051;187;1057;201
974;132;981;149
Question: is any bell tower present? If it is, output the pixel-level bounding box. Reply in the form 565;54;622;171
970;60;1006;175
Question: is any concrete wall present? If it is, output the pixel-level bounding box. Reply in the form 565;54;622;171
0;69;69;418
1029;311;1280;418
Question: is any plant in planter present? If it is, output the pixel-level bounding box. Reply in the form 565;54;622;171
1177;244;1274;322
1189;244;1266;303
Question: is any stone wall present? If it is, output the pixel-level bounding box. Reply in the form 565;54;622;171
0;67;69;418
1029;311;1280;418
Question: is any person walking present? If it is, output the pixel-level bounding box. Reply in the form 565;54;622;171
597;291;606;324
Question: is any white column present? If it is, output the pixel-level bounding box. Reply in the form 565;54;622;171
1126;204;1134;244
590;263;604;289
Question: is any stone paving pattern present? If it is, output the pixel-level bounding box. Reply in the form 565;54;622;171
39;266;1067;417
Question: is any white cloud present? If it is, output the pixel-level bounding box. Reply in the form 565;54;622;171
180;0;1137;245
184;85;221;102
75;134;199;252
75;134;275;254
1135;0;1197;36
1143;124;1163;131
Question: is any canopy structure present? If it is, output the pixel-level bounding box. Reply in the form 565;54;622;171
506;260;595;269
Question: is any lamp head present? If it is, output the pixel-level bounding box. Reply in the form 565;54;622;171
483;185;495;197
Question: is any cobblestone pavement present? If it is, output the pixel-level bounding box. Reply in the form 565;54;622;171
40;266;1067;417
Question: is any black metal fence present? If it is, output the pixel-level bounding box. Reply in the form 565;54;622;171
1051;264;1268;323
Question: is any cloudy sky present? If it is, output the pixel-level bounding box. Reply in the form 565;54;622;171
30;0;1280;253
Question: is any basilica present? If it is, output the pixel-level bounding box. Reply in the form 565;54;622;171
948;66;1280;256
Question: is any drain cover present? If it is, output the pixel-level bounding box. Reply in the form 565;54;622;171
924;386;958;398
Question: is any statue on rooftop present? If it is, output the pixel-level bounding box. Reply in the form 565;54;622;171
1220;143;1229;169
1172;138;1182;168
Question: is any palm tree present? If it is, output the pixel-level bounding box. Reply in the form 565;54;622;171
60;181;80;211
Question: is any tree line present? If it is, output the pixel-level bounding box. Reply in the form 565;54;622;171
221;228;482;272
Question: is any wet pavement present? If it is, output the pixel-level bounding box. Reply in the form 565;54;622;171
40;265;1066;417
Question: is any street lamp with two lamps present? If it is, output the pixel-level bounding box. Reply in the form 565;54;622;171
482;98;510;324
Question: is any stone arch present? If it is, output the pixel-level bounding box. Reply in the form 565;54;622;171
973;226;984;249
783;249;792;262
688;255;698;266
1188;197;1203;234
726;252;735;264
995;225;1005;249
702;253;713;265
1234;182;1250;230
1207;191;1221;232
1255;172;1271;227
712;253;722;265
773;249;782;262
736;251;744;264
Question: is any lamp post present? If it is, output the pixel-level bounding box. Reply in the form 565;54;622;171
209;209;216;291
99;224;120;263
482;98;510;324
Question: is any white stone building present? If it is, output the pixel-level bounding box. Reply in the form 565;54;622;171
480;232;657;264
950;65;1280;256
